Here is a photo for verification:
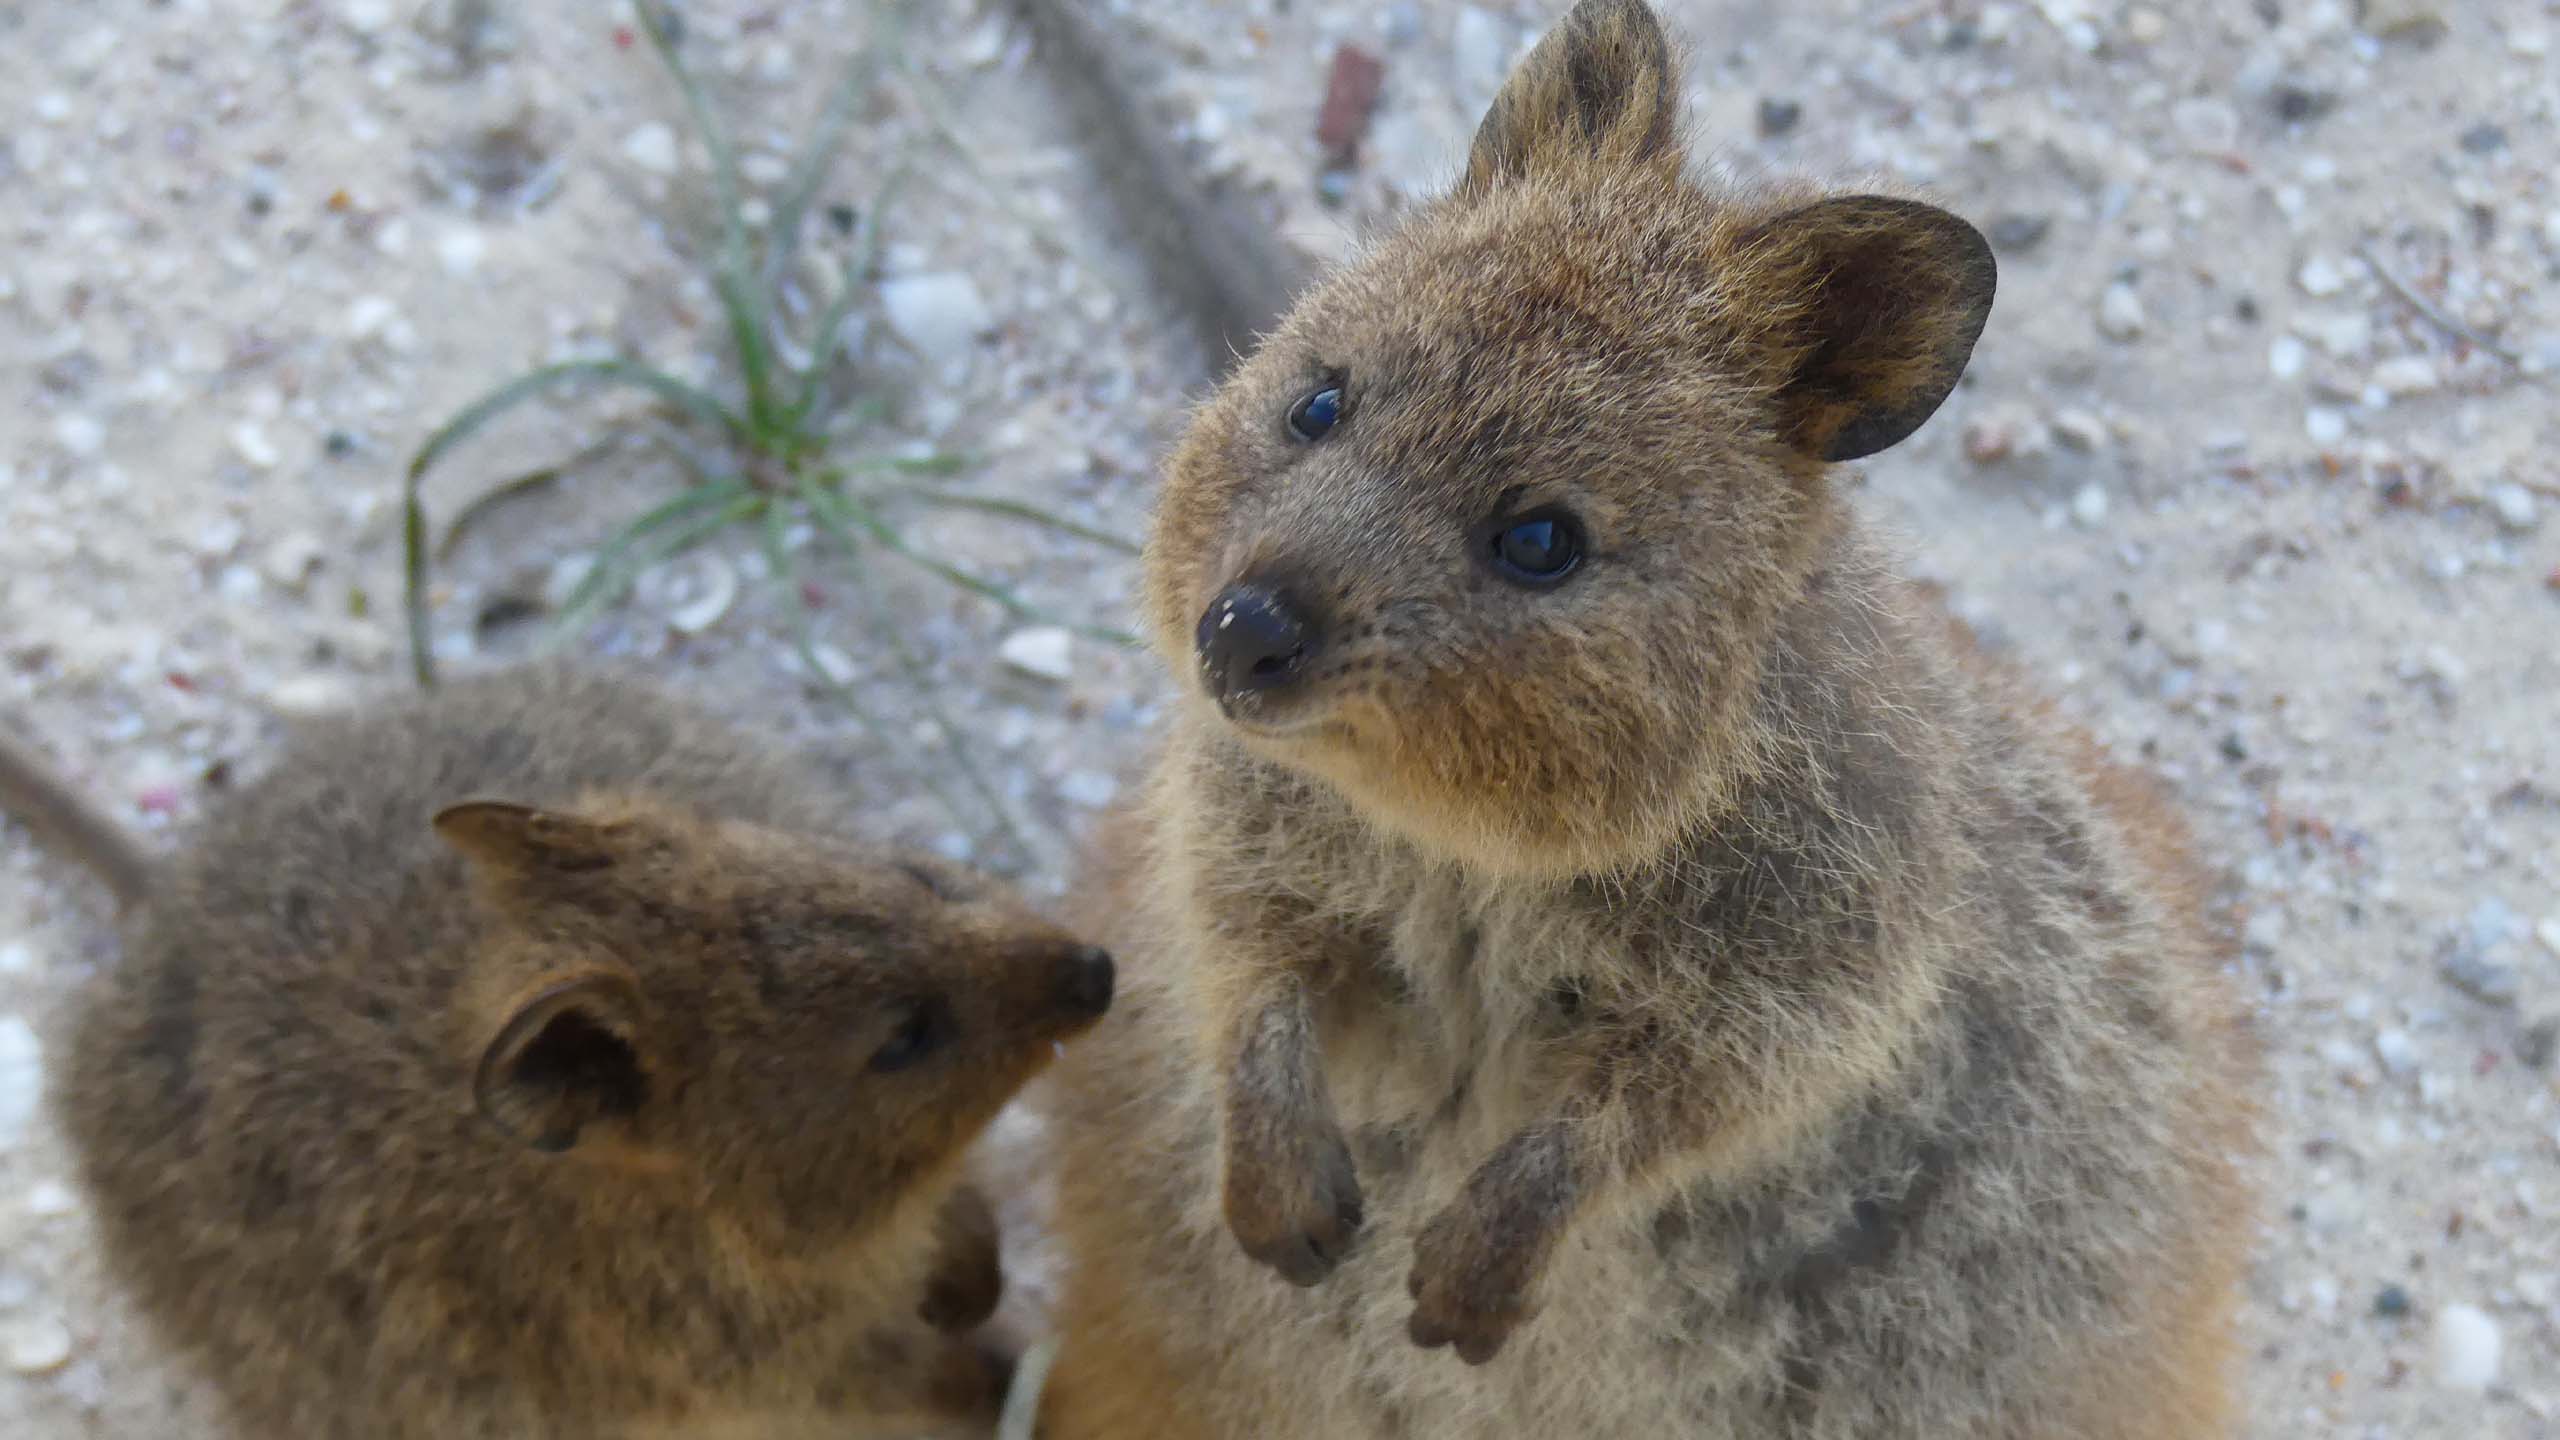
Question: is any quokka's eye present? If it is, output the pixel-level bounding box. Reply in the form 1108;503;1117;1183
1486;509;1586;587
1287;383;1345;441
870;997;954;1073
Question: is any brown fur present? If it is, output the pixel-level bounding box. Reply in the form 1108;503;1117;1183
1037;2;2256;1435
45;665;1112;1439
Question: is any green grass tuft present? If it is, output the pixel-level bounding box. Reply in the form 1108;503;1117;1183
402;0;1139;854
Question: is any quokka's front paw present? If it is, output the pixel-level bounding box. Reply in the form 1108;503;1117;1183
1222;1118;1366;1287
1405;1202;1538;1365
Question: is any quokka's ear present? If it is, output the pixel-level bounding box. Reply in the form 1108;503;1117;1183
472;969;652;1155
432;800;629;878
1741;195;1996;463
1459;0;1684;198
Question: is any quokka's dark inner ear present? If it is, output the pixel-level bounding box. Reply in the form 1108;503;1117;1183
473;971;650;1154
1460;0;1683;197
1743;195;1996;463
432;800;625;877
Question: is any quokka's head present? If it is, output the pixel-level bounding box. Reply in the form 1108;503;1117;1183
1147;0;1994;877
431;796;1113;1238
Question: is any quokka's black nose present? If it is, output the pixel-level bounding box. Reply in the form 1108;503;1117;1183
1058;945;1115;1018
1196;585;1314;699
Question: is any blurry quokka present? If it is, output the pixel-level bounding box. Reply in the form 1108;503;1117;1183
1032;2;2257;1436
6;666;1111;1439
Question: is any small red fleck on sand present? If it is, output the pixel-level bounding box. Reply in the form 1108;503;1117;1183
165;671;197;693
801;581;827;611
613;26;635;50
325;188;352;213
2544;565;2560;591
1316;44;1387;162
136;786;181;817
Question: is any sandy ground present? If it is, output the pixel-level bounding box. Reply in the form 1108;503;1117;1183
2;1;2555;1436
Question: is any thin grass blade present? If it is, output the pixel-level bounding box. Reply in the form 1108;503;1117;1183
789;164;910;424
544;479;755;641
406;359;745;487
802;478;1136;646
758;504;981;831
880;486;1138;555
403;483;436;687
763;14;902;292
433;435;632;561
630;0;778;426
793;477;1031;855
403;360;739;688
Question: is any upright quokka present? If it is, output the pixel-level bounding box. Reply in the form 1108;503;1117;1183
13;666;1112;1439
1033;2;2256;1436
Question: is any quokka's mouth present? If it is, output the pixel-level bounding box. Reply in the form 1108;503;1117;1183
1214;701;1350;744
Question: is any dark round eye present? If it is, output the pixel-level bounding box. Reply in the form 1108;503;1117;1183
1487;509;1585;586
1287;384;1344;441
870;998;953;1074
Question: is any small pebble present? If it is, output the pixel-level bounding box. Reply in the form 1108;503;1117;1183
664;553;740;635
0;1014;43;1147
2070;483;2109;528
1756;98;1802;138
2268;335;2307;380
2375;1284;2413;1318
997;626;1076;683
53;412;105;457
2243;910;2285;953
0;942;32;976
2272;84;2337;123
347;294;401;340
2296;255;2350;298
2097;283;2145;340
621;121;680;175
806;645;856;687
2519;1019;2558;1071
1987;214;2051;253
1057;770;1119;809
2486;484;2538;533
0;1315;73;1376
266;673;358;717
2372;1028;2417;1075
2440;950;2519;1007
229;421;281;470
2370;355;2439;396
879;272;994;369
1314;44;1386;157
437;225;488;278
25;1180;78;1218
2469;896;2520;950
2536;916;2560;959
2456;123;2507;155
2432;1303;2502;1391
2304;408;2347;445
2360;0;2449;43
2050;410;2106;452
